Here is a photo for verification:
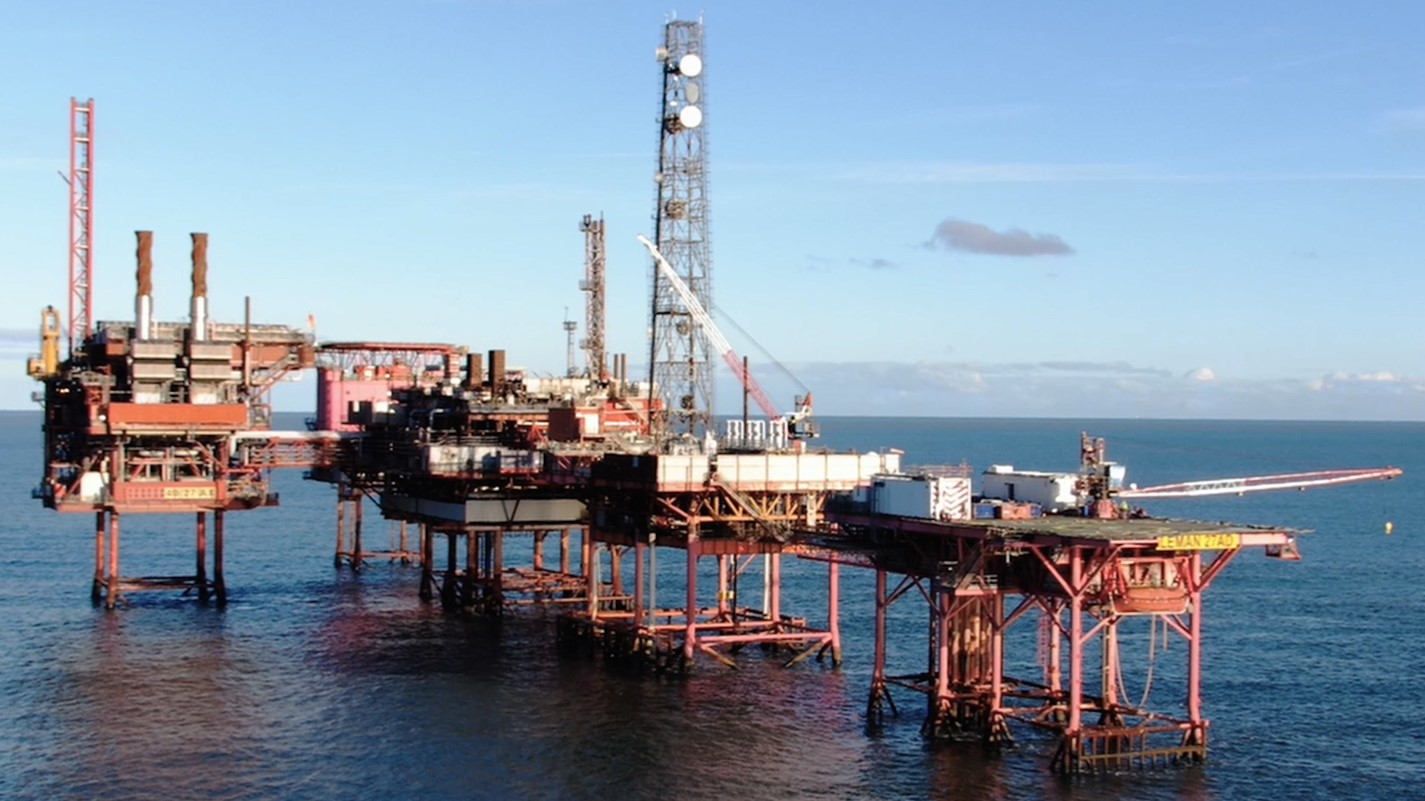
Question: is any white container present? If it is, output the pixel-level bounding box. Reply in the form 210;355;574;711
871;474;973;521
979;469;1079;512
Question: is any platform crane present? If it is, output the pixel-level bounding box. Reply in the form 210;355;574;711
637;236;815;446
1075;432;1402;517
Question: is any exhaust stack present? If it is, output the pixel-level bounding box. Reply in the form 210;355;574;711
190;232;209;341
135;230;154;340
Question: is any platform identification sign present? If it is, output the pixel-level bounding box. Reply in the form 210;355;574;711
1156;533;1241;551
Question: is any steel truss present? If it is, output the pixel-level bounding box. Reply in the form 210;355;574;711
854;520;1262;773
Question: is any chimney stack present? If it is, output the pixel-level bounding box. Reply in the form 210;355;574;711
135;230;154;340
190;232;209;341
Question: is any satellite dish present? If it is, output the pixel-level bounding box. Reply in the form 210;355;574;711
678;105;703;128
685;81;701;104
678;53;703;77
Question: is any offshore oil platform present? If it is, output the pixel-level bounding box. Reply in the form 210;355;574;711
22;21;1403;775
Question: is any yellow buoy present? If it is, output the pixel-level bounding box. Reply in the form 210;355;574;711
1385;521;1394;535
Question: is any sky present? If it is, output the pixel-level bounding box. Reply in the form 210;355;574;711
2;1;1423;419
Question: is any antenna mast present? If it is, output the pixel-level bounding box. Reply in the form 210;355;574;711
68;98;95;356
563;310;578;378
579;214;607;380
647;18;710;437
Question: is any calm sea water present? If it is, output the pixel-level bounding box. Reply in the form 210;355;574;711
0;411;1420;800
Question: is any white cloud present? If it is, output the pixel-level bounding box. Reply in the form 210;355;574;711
926;218;1074;257
1327;371;1403;383
710;361;1425;421
733;159;1425;185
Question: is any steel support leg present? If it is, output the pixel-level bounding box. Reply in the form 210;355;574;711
633;539;646;631
419;525;434;602
352;493;364;571
105;511;121;610
587;537;600;620
335;491;346;567
92;511;105;604
683;536;699;669
196;511;210;603
716;554;729;619
988;593;1010;744
213;510;227;606
442;531;458;609
492;529;504;612
769;552;782;625
825;561;842;666
1186;552;1207;755
465;529;477;610
866;569;896;730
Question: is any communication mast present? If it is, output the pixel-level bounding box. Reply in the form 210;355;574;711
579;214;607;380
647;18;711;437
563;312;578;378
68;98;95;357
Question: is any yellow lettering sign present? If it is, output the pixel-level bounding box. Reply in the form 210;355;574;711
1157;533;1241;551
162;486;217;500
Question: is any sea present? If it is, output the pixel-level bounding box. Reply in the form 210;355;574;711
0;411;1420;801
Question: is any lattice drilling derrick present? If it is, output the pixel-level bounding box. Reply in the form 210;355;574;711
647;18;711;438
68;98;95;358
579;214;607;381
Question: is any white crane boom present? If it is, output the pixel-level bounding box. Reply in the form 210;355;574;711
638;235;780;420
1115;467;1402;499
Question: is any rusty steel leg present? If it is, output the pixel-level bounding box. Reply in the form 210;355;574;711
609;544;624;599
419;525;434;602
1186;551;1207;755
866;569;897;731
335;491;346;568
560;528;570;575
196;511;210;603
399;521;410;565
465;529;478;610
826;561;842;666
683;535;699;670
441;531;458;610
352;493;365;571
92;511;105;604
633;539;646;632
1054;547;1085;774
104;511;121;610
492;530;504;612
716;554;729;619
213;510;227;606
987;592;1010;744
586;536;600;620
925;587;953;738
533;531;546;572
769;552;782;626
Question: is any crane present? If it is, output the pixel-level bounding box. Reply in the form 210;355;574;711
1115;467;1402;499
1074;432;1402;516
637;235;814;437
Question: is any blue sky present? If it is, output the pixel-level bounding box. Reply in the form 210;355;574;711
2;1;1423;419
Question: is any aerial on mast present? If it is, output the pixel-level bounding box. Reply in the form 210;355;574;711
647;18;711;438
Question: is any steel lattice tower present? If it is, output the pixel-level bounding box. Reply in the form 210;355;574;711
68;98;94;357
579;214;607;380
647;18;711;438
